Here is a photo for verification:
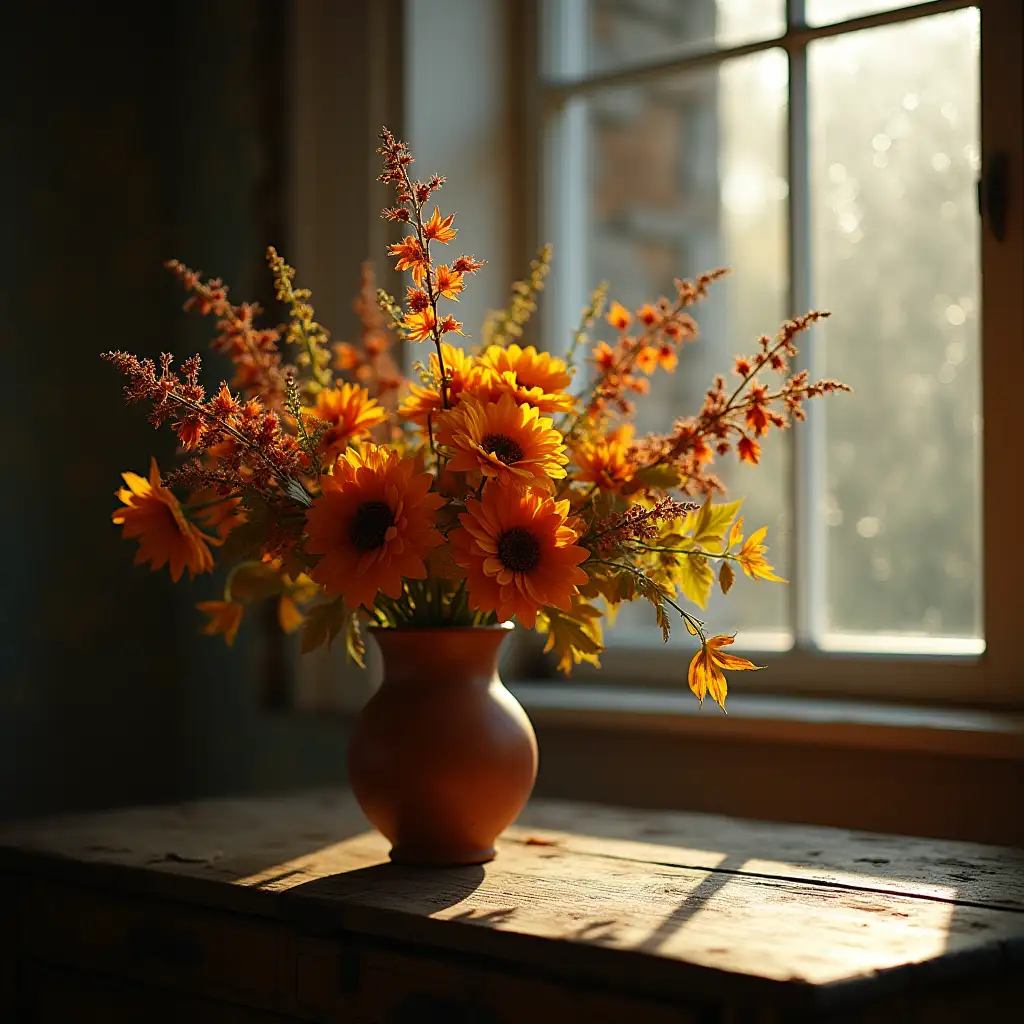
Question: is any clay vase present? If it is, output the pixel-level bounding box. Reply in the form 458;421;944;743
347;623;538;866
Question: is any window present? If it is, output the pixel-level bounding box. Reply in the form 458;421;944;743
540;0;1023;703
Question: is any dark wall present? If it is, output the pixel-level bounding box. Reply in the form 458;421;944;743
0;2;347;821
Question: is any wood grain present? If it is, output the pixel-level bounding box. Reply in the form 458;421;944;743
2;789;1022;1018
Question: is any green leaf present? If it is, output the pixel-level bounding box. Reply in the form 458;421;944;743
687;496;744;547
675;553;715;609
719;561;736;596
300;597;350;655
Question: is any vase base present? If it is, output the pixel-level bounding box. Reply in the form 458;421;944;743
389;845;496;867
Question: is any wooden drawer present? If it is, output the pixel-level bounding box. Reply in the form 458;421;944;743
21;881;292;1009
21;960;307;1023
296;937;699;1024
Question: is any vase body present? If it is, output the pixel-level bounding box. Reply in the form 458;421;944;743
348;624;538;865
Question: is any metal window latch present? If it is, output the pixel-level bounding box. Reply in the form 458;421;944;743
978;150;1010;243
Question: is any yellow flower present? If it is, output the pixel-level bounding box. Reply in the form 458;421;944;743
480;344;575;414
305;443;444;609
687;635;763;709
398;342;491;428
402;307;436;342
197;600;244;646
571;424;637;494
436;393;568;489
113;458;217;581
451;485;589;628
304;383;388;458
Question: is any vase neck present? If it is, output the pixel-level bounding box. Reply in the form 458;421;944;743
371;627;511;690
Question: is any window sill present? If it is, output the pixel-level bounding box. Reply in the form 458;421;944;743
510;682;1024;760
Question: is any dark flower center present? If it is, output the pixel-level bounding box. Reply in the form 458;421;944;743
497;527;541;573
349;500;394;552
481;432;524;464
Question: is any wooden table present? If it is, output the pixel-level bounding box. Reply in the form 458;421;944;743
1;790;1022;1022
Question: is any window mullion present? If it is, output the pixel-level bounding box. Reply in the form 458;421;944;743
786;0;825;650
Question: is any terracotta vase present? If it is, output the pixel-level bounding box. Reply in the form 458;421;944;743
347;623;538;866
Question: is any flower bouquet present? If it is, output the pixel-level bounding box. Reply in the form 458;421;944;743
105;127;846;710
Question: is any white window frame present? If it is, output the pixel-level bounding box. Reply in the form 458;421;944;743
535;0;1024;709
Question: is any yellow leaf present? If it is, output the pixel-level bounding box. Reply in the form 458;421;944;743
229;561;284;602
675;553;715;609
684;615;700;636
737;526;786;583
687;496;744;547
687;634;763;710
727;515;744;550
277;595;304;634
719;561;735;595
538;601;604;674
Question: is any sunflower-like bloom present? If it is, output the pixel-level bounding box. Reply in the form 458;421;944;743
480;344;575;414
398;343;498;427
305;444;444;609
571;424;637;493
451;486;589;628
304;383;388;458
113;458;217;581
436;393;568;489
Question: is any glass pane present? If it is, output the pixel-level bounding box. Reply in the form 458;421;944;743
545;0;785;79
807;1;930;27
810;8;982;639
581;50;790;645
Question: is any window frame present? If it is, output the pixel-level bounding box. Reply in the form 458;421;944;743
534;0;1024;709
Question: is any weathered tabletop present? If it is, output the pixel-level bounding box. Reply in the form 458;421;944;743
2;789;1022;1018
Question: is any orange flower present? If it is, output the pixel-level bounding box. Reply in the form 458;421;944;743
388;236;430;284
399;342;490;427
636;343;678;375
481;344;575;414
451;486;589;628
435;264;464;300
113;458;217;581
304;383;388;458
305;443;444;609
592;341;616;372
607;301;633;331
571;424;637;493
424;207;457;243
687;635;762;709
402;307;436;342
196;600;244;646
332;342;360;371
636;303;659;326
436;393;567;488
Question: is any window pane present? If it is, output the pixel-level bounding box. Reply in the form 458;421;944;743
580;50;790;644
546;0;785;79
807;1;930;27
810;9;982;639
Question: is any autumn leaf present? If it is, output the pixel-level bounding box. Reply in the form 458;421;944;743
277;595;304;633
675;553;715;609
727;515;744;549
538;601;603;673
630;462;683;492
345;614;366;669
687;634;763;710
229;561;285;602
719;561;735;595
687;496;744;547
301;597;350;654
736;526;786;583
196;600;244;647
